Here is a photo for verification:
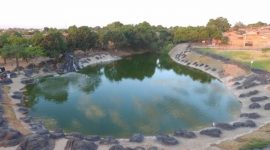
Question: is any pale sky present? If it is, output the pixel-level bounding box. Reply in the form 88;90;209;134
0;0;269;29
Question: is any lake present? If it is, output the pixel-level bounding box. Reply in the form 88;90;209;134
25;53;241;137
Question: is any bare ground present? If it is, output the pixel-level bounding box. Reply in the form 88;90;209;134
2;86;30;135
214;123;270;150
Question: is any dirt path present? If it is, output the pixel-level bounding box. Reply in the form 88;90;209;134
2;86;30;135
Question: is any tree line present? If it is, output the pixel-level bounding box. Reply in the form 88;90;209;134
0;17;232;68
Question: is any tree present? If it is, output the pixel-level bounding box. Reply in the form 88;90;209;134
248;21;268;27
40;30;67;58
233;22;246;31
31;31;44;46
207;17;231;32
66;26;98;50
22;46;45;62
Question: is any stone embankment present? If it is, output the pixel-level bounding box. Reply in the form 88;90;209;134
0;45;270;150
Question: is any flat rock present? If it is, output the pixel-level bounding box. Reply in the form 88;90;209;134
240;113;261;119
199;128;222;138
17;134;55;150
249;103;261;109
99;136;119;145
129;133;144;143
64;139;97;150
156;134;179;145
250;96;269;102
214;123;235;130
264;103;270;110
173;129;196;138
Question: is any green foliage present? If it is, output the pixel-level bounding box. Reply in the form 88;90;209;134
40;30;67;58
0;18;233;61
207;17;231;32
172;26;210;43
240;140;270;150
67;26;98;50
248;21;268;27
97;21;170;51
221;36;229;44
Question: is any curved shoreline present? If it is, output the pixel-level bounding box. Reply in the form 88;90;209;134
169;43;270;149
2;46;270;150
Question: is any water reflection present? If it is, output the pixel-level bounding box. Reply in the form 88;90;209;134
25;53;240;137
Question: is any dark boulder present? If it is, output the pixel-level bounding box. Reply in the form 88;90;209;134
9;72;17;78
17;134;55;150
0;128;23;147
29;122;45;131
250;96;269;102
65;132;84;140
232;120;256;128
21;78;35;85
245;120;256;127
239;90;259;98
134;147;146;150
264;103;270;110
99;136;119;145
24;69;34;77
50;129;65;139
0;129;7;140
214;123;235;130
0;78;13;85
240;113;261;119
249;103;261;109
64;139;97;150
155;134;179;145
199;128;222;138
109;145;125;150
211;68;217;71
84;135;100;142
36;129;50;135
129;133;144;143
173;129;196;138
148;147;158;150
11;91;24;100
18;107;29;114
234;82;241;86
20;116;32;123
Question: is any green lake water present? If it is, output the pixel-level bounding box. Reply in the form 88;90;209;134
25;53;241;137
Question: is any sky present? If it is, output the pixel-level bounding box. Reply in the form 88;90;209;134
0;0;269;29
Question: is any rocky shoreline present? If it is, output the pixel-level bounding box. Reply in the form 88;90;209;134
0;46;270;150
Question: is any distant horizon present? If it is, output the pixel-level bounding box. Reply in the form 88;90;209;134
1;0;270;29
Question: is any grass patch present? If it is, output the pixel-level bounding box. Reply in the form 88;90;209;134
240;139;270;150
262;48;270;53
198;48;270;72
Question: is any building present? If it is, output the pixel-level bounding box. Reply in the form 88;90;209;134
224;26;270;48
